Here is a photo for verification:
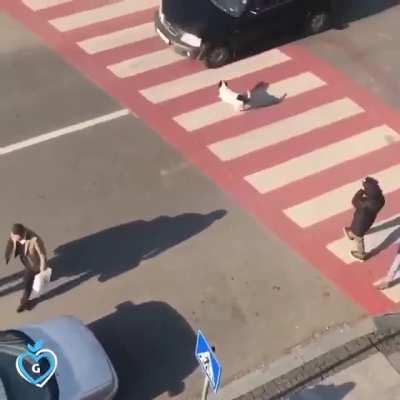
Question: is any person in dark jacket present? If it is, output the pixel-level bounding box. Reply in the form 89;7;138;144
4;223;48;313
343;177;385;261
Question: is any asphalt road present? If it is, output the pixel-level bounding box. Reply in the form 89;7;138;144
303;0;400;111
1;3;399;399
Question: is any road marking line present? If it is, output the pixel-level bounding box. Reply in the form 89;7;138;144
0;109;130;155
327;213;400;264
77;23;156;54
208;98;363;162
22;0;72;10
284;163;400;228
160;160;191;176
245;125;400;194
140;49;291;103
49;0;158;32
174;72;326;132
108;48;184;78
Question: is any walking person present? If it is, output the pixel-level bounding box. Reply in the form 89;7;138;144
4;223;49;313
375;246;400;290
343;177;385;261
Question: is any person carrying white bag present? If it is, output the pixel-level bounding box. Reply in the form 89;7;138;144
5;223;52;313
32;265;52;294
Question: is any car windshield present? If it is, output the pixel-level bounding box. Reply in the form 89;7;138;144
209;0;249;17
0;331;59;400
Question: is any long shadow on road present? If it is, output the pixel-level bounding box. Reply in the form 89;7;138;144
89;301;197;400
288;382;355;399
0;210;226;302
36;210;226;303
0;271;24;299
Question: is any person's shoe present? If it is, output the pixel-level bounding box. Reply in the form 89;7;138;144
350;251;367;262
376;281;391;290
25;299;37;311
343;227;354;240
17;304;25;313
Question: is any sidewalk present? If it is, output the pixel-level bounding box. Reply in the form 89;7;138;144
285;352;400;399
212;313;400;400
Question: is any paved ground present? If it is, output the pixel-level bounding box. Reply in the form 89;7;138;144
0;11;363;400
231;314;400;400
0;1;400;399
2;0;400;312
287;354;400;400
303;0;400;110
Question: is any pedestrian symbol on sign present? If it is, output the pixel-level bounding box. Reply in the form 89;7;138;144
195;330;222;397
197;352;214;385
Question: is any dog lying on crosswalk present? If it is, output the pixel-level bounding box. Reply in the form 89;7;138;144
218;80;250;111
218;80;288;111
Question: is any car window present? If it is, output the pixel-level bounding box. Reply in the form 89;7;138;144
209;0;249;17
252;0;293;12
0;331;59;400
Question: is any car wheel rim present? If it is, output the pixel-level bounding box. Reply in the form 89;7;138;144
311;14;326;32
211;48;228;65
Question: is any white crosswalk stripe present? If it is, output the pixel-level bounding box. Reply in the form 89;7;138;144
108;48;184;78
140;49;291;103
284;163;400;228
174;72;326;131
49;0;158;32
245;125;400;194
208;98;364;162
376;282;400;303
327;213;400;264
22;0;72;11
77;23;156;54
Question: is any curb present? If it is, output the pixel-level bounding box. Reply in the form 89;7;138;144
211;315;400;400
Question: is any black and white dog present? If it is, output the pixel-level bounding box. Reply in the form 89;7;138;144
218;80;250;111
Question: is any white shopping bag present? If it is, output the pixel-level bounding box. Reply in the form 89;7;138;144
32;268;52;294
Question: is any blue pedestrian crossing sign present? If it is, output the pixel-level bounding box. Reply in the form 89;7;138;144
195;330;222;393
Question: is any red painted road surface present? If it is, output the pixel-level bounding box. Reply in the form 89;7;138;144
3;0;400;314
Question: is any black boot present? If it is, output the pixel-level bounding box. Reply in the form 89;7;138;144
350;251;367;262
17;303;25;313
17;295;32;313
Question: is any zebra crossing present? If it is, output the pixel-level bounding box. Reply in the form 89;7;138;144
5;0;400;314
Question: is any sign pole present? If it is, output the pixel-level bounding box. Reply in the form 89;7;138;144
201;376;210;400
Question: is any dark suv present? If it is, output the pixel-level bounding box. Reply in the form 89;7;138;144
155;0;333;68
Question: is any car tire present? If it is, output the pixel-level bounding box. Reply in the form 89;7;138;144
306;11;330;35
204;45;232;68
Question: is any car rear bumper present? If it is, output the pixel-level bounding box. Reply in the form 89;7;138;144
19;316;119;400
104;360;119;400
154;11;206;59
